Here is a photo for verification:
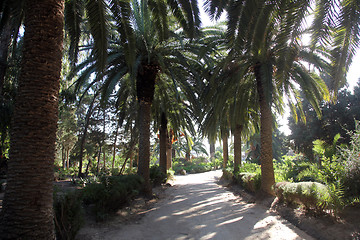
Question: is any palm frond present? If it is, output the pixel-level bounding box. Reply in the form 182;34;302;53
85;0;109;73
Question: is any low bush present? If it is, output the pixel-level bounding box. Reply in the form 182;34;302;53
221;169;233;181
150;165;167;186
234;172;261;192
54;191;84;240
274;181;334;212
81;174;143;221
172;158;213;174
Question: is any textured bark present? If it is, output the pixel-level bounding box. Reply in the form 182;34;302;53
136;63;158;197
0;0;64;238
166;129;172;170
159;113;167;174
209;141;215;160
222;133;229;169
137;100;152;196
234;124;242;173
255;65;275;195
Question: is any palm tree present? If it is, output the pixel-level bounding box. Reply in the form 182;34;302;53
72;0;203;195
152;74;198;174
206;1;330;194
199;25;260;174
0;0;64;238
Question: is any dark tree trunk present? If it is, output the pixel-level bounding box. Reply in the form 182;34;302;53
166;130;172;170
234;124;242;173
137;100;152;196
85;157;91;176
78;93;97;177
159;112;167;174
136;63;158;197
209;140;215;160
62;145;66;169
0;0;64;238
185;151;191;162
222;132;228;169
255;64;275;195
112;121;119;169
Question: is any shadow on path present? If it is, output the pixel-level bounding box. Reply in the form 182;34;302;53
78;170;314;240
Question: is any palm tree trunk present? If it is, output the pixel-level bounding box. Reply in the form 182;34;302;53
255;65;275;195
137;100;152;196
209;140;215;160
234;124;242;173
222;132;228;169
78;93;97;177
159;113;167;174
66;148;70;169
96;148;101;175
0;0;64;238
112;121;119;169
166;130;172;170
62;145;66;169
136;63;158;197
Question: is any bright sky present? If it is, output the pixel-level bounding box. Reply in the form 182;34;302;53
198;3;360;136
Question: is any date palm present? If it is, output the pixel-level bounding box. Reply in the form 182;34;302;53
0;0;64;238
206;0;330;194
72;0;203;195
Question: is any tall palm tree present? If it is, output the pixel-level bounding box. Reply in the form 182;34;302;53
72;0;203;195
0;0;64;238
152;74;197;174
206;0;330;194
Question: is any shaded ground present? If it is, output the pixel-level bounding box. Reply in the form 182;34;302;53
77;170;313;240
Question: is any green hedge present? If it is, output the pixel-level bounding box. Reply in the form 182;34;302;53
81;175;143;221
274;181;332;212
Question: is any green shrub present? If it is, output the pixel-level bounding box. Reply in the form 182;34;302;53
338;121;360;199
221;169;233;181
150;165;167;186
274;181;337;212
234;172;261;192
81;175;143;221
54;191;84;240
172;158;213;174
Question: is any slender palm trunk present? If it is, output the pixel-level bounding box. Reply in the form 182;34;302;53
138;100;152;196
234;124;242;173
62;145;66;169
112;121;119;169
159;113;167;174
166;129;172;170
78;93;97;177
136;63;158;197
209;140;215;160
222;132;228;169
0;1;64;238
255;65;275;195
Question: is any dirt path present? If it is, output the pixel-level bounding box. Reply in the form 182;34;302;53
77;170;314;240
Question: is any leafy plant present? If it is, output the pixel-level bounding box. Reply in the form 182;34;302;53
54;191;84;240
338;121;360;199
150;165;167;186
81;175;143;221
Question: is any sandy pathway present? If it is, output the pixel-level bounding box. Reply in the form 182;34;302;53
79;170;314;240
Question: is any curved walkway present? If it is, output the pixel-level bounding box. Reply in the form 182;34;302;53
81;170;313;240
